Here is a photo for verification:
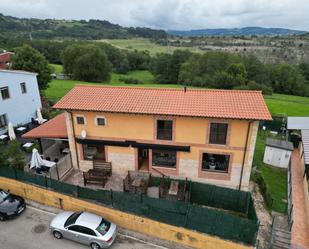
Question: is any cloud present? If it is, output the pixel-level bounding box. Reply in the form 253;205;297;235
0;0;309;31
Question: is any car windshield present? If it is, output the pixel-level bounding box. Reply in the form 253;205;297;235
96;218;111;236
64;212;82;227
0;190;8;203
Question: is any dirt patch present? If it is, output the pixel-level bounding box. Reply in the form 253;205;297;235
250;181;272;249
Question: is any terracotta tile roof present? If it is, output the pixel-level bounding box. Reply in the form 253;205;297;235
53;85;272;120
22;113;67;139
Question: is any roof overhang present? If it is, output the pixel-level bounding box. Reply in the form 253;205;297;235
22;113;67;139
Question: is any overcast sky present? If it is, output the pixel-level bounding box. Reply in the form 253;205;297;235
1;0;309;31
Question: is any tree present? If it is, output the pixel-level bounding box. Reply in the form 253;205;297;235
270;64;307;96
11;45;52;90
151;50;193;84
6;140;25;170
298;63;309;82
243;55;271;85
62;44;112;82
178;55;202;86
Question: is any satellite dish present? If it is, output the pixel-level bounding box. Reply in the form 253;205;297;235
81;130;87;139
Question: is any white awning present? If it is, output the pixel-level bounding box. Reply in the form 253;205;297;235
287;117;309;130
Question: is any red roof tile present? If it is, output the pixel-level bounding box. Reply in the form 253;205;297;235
22;113;67;139
53;85;272;120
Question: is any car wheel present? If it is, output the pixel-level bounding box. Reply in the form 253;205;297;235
53;231;63;239
0;214;5;221
90;242;101;249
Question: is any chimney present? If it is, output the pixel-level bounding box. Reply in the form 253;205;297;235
184;86;187;93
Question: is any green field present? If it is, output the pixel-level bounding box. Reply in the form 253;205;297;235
253;132;288;213
265;94;309;116
100;38;202;55
45;70;184;102
46;67;309;117
50;64;63;74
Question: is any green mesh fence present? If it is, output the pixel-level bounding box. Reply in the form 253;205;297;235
190;182;250;214
0;168;259;245
143;195;188;214
186;204;258;245
112;192;144;215
15;170;47;187
247;196;258;221
78;187;112;206
47;178;78;196
0;167;16;179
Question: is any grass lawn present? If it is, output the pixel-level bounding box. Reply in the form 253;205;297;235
100;38;202;55
46;67;309;118
253;132;288;213
45;70;183;102
50;64;63;74
265;93;309;116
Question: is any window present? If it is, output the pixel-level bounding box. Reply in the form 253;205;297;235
96;218;111;236
20;82;27;94
201;153;230;173
1;87;10;100
157;120;173;140
0;190;9;203
82;144;105;160
64;212;82;227
76;116;85;125
68;225;96;236
209;123;228;145
96;117;106;126
152;150;177;168
0;114;7;128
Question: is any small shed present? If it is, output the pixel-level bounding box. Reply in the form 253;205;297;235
263;138;294;168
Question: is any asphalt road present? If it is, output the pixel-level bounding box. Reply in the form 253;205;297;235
0;206;166;249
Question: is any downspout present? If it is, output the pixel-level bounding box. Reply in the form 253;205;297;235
238;121;252;191
69;111;80;169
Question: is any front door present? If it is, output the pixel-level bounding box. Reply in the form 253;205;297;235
138;148;149;171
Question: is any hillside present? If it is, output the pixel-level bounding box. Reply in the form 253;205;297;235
168;26;307;37
0;13;166;41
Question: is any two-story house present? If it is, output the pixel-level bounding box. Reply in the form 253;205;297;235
54;85;272;190
0;69;42;134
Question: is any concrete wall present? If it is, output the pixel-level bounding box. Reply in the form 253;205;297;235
66;110;258;190
0;70;41;133
0;177;252;249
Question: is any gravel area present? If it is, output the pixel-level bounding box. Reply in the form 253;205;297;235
250;181;272;249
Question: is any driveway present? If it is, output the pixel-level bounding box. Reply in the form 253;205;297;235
0;206;168;249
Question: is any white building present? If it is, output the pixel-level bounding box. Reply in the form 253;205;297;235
263;138;294;168
0;69;42;134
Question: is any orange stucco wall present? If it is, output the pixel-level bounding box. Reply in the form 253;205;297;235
67;111;257;189
71;111;249;149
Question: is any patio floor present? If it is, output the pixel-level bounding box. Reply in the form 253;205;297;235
291;149;309;249
63;169;124;192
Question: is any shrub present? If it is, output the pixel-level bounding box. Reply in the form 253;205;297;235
119;77;142;84
6;140;26;170
233;81;273;95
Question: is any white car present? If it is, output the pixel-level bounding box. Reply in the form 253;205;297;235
50;211;117;249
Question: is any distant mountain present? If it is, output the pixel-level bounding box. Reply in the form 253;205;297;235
168;27;307;37
0;13;167;41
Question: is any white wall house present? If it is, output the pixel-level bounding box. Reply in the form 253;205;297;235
263;138;294;168
0;69;42;134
